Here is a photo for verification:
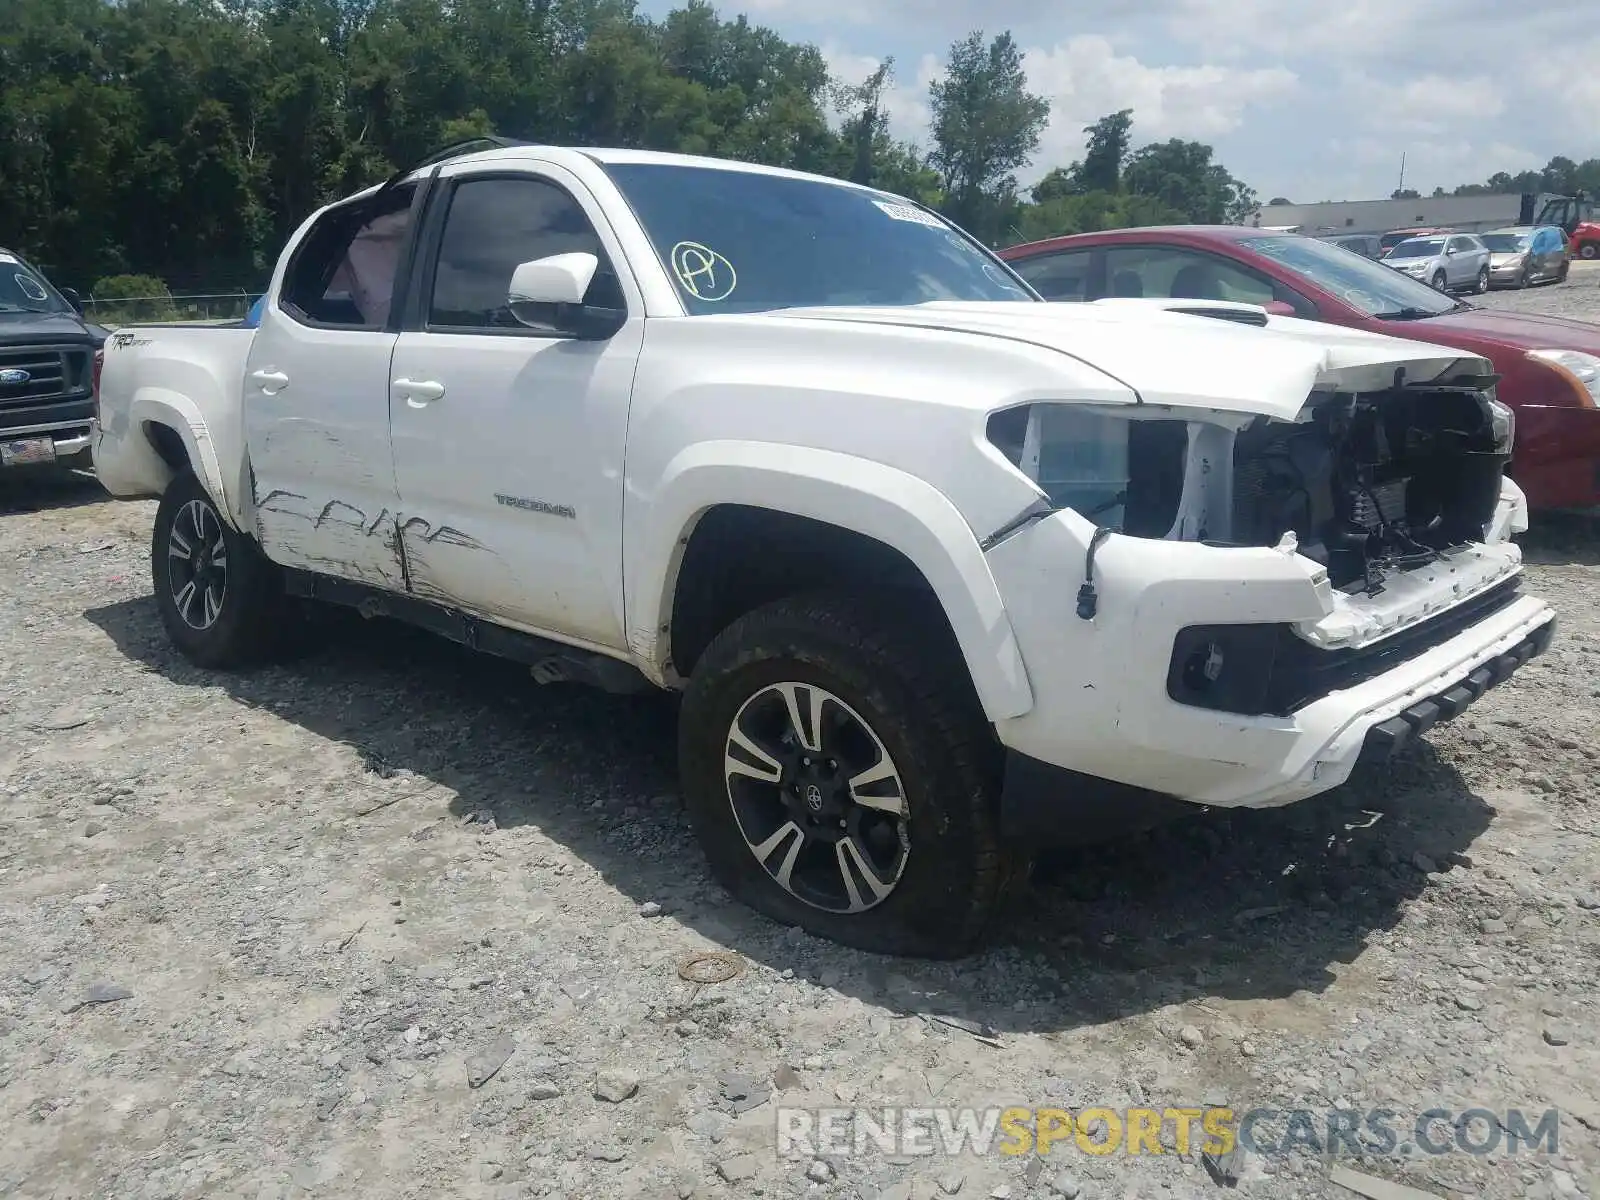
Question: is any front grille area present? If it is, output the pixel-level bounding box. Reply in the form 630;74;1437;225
0;344;94;429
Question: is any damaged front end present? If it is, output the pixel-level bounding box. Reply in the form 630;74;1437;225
987;354;1523;629
982;343;1554;817
979;356;1516;592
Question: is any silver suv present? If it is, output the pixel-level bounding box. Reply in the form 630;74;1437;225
1383;233;1492;294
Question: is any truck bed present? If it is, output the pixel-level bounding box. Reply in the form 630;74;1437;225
92;324;256;525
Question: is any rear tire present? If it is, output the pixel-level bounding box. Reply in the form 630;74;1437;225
152;470;294;669
1474;266;1490;294
678;592;1020;959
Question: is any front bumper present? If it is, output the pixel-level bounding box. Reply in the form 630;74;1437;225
1359;617;1555;762
1;418;93;466
985;504;1556;838
1001;612;1554;843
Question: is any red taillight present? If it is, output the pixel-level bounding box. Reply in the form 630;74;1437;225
91;349;104;421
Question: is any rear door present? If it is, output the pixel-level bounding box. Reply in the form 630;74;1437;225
243;183;425;590
386;164;643;650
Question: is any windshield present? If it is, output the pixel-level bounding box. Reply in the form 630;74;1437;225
601;162;1036;314
1388;238;1445;259
1482;233;1529;253
1245;235;1460;318
1380;231;1424;249
0;253;69;314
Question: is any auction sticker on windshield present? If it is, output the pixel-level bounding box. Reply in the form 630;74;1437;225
872;200;945;229
670;241;737;302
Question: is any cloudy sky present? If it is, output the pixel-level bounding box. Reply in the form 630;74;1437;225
639;0;1599;204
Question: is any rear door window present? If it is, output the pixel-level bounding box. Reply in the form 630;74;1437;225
281;184;419;330
1103;245;1277;304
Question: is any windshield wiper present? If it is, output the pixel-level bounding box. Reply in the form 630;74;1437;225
1373;306;1447;320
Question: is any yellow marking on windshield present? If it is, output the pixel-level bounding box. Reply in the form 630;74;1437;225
670;242;738;302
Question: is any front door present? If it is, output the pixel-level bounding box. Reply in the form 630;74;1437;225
387;167;642;651
243;183;421;591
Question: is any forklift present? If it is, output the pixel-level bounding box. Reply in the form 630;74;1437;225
1523;190;1600;259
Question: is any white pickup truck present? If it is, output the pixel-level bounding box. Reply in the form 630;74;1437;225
93;141;1556;957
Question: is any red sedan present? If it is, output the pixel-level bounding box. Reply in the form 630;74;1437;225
999;226;1600;510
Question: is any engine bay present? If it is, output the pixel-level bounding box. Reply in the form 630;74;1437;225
987;375;1514;595
1229;385;1511;592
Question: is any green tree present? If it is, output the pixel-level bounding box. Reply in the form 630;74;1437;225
927;30;1050;241
1123;138;1255;224
1072;107;1132;194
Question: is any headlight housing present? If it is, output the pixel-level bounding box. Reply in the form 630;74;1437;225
1486;396;1515;453
1527;348;1600;406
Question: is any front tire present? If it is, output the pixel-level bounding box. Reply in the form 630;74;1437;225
1431;270;1449;292
1579;243;1597;261
152;470;292;668
679;593;1018;959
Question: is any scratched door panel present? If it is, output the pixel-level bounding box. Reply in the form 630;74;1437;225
243;312;405;590
387;325;639;650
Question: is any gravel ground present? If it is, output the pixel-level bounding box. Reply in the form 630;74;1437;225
1;291;1599;1200
1470;259;1600;318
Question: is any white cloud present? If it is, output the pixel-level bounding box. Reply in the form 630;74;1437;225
1341;72;1506;138
823;34;1295;182
727;0;1600;199
1023;35;1296;174
1162;0;1433;60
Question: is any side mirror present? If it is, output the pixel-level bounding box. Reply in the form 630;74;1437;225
60;286;84;314
1262;300;1297;318
1445;246;1457;256
507;252;624;339
508;253;598;313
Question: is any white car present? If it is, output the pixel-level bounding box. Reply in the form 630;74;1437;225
91;142;1555;957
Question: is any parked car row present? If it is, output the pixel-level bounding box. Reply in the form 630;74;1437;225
1321;225;1573;294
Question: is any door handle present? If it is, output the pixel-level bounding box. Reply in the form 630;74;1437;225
393;378;446;407
250;369;289;393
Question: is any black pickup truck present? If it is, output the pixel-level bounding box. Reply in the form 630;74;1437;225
0;246;108;471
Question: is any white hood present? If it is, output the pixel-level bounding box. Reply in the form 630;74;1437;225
773;298;1490;420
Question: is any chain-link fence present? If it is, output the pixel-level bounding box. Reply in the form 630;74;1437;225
82;291;263;326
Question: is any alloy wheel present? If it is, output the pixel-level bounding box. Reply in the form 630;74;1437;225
722;681;910;914
166;498;229;630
